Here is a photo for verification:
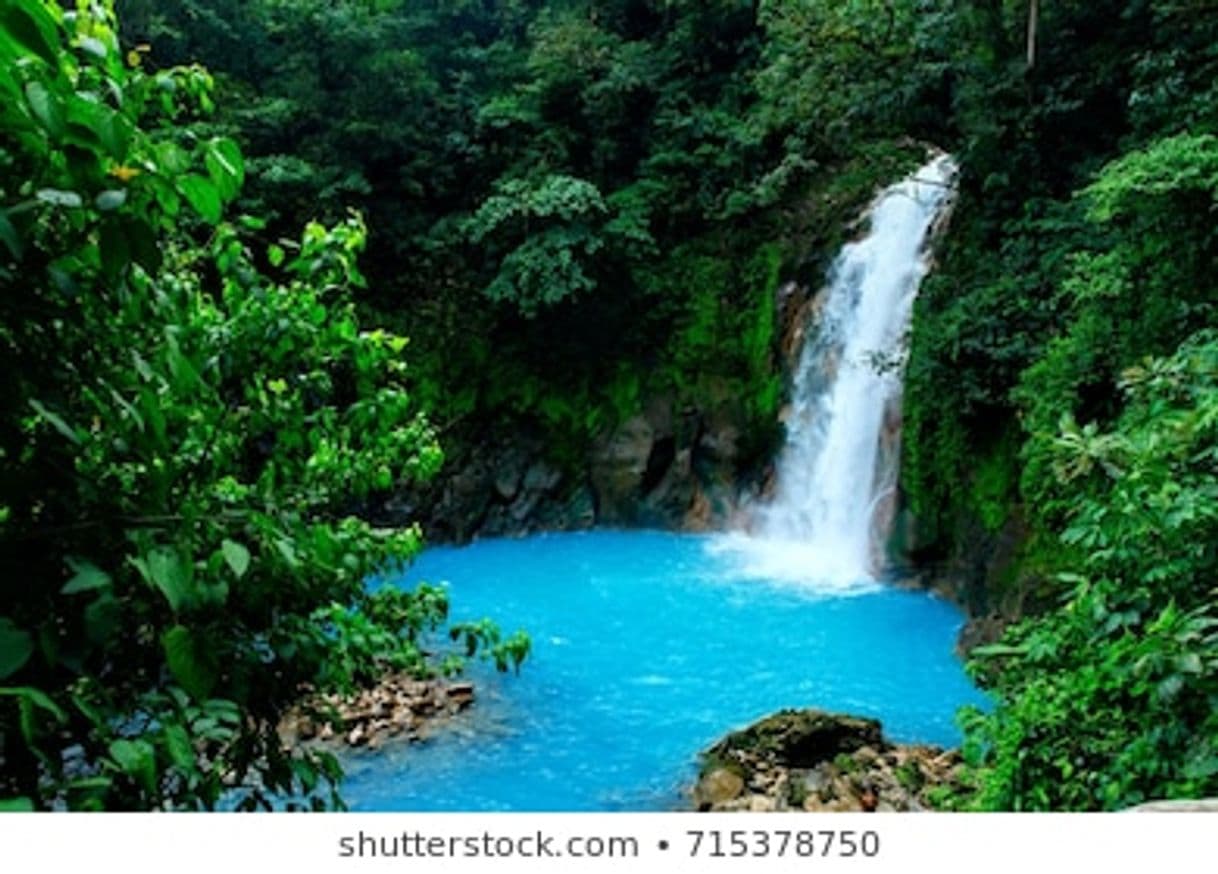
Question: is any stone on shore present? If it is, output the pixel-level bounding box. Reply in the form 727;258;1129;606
279;672;476;752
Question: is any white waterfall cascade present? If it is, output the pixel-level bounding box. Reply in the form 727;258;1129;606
714;154;957;590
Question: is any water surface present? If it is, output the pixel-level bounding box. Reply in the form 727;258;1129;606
342;530;984;811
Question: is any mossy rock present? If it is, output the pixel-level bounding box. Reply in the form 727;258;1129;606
703;709;883;772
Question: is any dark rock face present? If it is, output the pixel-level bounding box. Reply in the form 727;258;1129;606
590;413;657;525
377;276;815;545
386;390;764;543
889;506;1051;653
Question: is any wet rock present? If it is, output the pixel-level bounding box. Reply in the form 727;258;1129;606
697;420;740;466
509;489;541;522
446;683;475;711
590;414;656;523
640;447;696;525
523;461;562;493
683;486;714;531
493;446;528;500
543;485;596;531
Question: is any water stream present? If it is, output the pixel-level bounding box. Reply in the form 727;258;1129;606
718;153;957;586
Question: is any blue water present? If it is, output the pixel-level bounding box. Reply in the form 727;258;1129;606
342;530;985;811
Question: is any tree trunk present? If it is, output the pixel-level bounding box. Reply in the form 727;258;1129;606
1026;0;1040;68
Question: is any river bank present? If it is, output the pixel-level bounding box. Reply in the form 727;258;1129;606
278;674;477;751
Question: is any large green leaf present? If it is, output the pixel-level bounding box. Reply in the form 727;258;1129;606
0;618;33;680
178;174;222;224
96;110;133;160
34;188;81;209
205;137;244;201
64;96;131;158
29;398;81;444
98;218;130;280
0;210;20;259
0;686;65;721
221;539;250;579
161;625;217;700
108;738;157;794
0;797;34;812
131;548;191;612
23;80;64;139
162;723;196;773
84;593;120;645
95;189;127;212
0;2;61;68
62;559;111;595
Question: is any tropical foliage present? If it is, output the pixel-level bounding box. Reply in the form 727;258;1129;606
0;0;525;811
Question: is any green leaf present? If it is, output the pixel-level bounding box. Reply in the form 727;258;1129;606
0;797;34;812
95;109;133;160
83;593;120;645
1176;652;1203;675
162;723;196;773
98;219;130;280
970;643;1029;658
1;3;61;68
76;36;106;61
62;559;111;594
63;777;111;810
0;686;65;721
0;210;21;259
0;618;33;680
205;137;244;201
34;188;82;209
95;189;127;212
275;538;300;568
220;540;250;579
108;738;157;794
131;548;191;612
178;174;222;224
161;625;217;700
154;141;190;175
122;216;160;273
267;243;285;267
24;80;64;139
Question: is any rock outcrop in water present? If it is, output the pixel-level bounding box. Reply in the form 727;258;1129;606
692;709;964;812
278;674;475;751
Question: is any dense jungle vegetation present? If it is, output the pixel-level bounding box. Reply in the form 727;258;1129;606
1;0;1216;811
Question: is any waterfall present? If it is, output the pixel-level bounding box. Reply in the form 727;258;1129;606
715;154;957;589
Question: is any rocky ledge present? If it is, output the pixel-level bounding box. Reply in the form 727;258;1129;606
278;674;475;751
692;709;962;812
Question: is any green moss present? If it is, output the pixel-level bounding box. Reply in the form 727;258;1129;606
894;760;926;793
832;753;859;774
968;430;1019;534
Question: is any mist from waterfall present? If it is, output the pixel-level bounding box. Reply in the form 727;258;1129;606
714;154;957;590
